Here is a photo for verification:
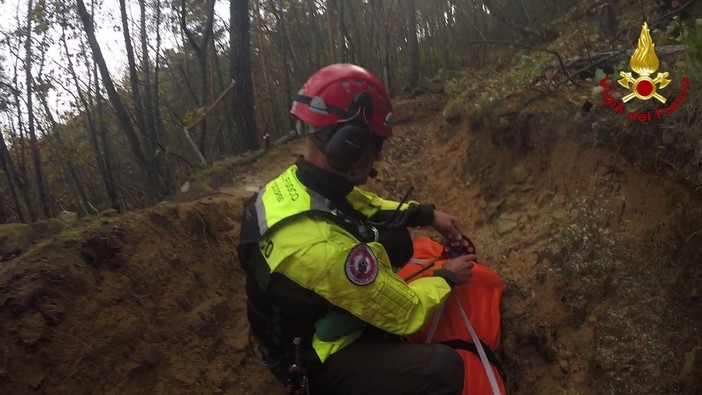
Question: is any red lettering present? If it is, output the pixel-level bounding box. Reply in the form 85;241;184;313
625;77;690;122
615;104;625;114
603;94;614;106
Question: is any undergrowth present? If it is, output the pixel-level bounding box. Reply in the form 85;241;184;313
543;199;620;320
543;198;700;393
444;52;553;130
590;18;702;190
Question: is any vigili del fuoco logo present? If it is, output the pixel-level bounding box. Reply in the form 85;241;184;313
599;22;690;122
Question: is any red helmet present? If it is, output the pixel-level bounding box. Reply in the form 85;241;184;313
291;64;393;138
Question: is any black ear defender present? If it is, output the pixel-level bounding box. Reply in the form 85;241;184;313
325;92;376;172
325;122;372;171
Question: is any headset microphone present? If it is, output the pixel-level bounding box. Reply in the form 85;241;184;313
369;168;378;178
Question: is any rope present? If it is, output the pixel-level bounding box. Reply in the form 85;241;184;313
454;294;502;395
425;300;446;344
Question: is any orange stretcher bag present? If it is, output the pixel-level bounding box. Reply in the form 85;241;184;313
397;236;506;395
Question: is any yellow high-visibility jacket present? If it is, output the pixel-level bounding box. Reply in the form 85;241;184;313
243;163;452;364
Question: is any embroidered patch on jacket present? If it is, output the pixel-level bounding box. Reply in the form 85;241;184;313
345;244;378;286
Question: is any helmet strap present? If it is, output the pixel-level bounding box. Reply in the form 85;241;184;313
294;94;353;119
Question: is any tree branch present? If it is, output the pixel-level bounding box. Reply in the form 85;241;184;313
184;79;236;131
465;40;579;86
482;0;543;40
181;79;237;167
180;0;203;58
651;0;695;28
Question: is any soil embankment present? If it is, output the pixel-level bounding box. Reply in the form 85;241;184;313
1;93;700;394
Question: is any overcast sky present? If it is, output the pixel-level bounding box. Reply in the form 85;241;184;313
1;0;128;128
0;0;229;127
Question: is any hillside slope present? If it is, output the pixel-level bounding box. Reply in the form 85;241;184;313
1;93;700;394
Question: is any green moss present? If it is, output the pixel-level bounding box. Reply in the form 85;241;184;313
56;217;108;243
0;223;31;254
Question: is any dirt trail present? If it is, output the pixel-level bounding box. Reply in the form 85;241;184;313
1;93;700;394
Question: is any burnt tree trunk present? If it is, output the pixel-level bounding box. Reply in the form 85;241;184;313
77;0;166;198
25;0;51;218
407;0;420;88
230;0;259;151
0;135;25;222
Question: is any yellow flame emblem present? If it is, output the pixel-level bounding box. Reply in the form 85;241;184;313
618;23;671;103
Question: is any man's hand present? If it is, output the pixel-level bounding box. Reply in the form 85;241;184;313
432;210;462;241
441;255;476;285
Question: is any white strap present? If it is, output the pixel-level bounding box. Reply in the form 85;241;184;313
425;300;446;344
454;294;502;395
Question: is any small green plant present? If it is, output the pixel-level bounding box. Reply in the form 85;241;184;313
467;94;506;128
442;77;471;120
444;78;464;100
503;53;550;94
683;19;702;60
544;199;619;318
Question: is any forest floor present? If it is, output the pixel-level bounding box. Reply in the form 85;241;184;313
1;91;701;394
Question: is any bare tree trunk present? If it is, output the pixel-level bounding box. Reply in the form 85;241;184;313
211;49;229;157
60;5;120;212
123;0;171;195
256;0;281;137
406;0;419;87
0;195;6;223
231;0;259;151
140;0;175;194
482;0;542;40
378;1;395;92
139;0;156;142
180;0;216;156
306;0;324;69
76;0;166;198
8;20;30;199
341;0;357;63
151;0;176;194
36;84;90;216
9;74;36;221
24;0;51;218
270;1;293;130
441;1;452;69
119;0;149;146
326;0;336;63
0;135;25;222
94;71;123;211
335;0;346;62
519;0;532;24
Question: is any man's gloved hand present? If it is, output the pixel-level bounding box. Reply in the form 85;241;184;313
435;255;475;287
432;210;462;242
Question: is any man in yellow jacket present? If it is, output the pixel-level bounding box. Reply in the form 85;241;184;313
238;64;475;395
